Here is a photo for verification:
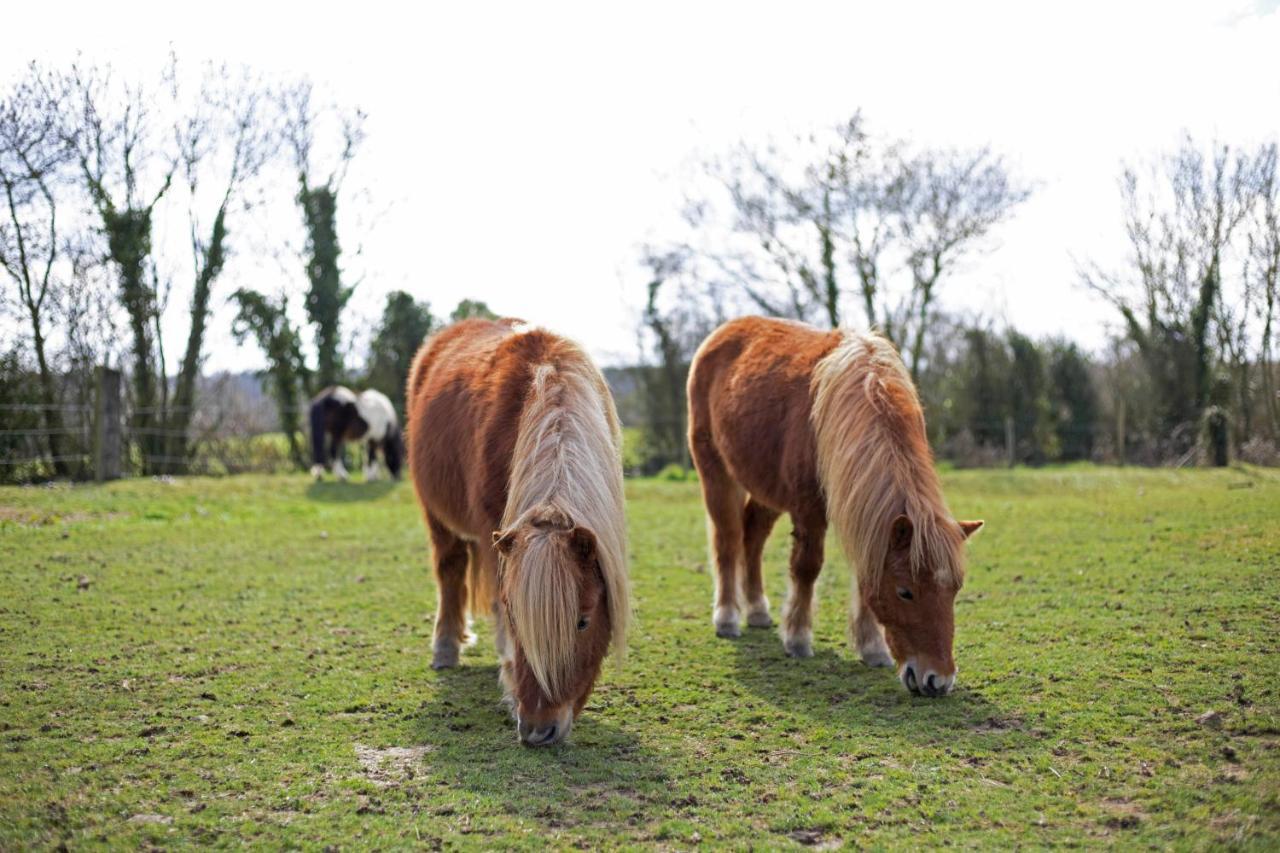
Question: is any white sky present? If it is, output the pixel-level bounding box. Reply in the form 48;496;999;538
4;0;1279;371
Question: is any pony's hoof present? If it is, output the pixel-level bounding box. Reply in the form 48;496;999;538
784;634;814;658
713;605;740;638
310;464;324;480
860;648;894;668
715;621;742;639
746;607;773;629
431;641;460;669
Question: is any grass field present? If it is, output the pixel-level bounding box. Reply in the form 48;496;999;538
1;466;1278;848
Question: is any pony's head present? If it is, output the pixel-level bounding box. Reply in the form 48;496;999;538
863;514;983;697
493;505;613;747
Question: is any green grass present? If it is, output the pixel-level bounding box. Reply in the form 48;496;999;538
1;466;1277;848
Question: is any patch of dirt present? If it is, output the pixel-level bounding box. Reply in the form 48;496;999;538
354;743;432;787
1101;798;1146;830
786;829;843;849
971;715;1024;733
128;814;173;825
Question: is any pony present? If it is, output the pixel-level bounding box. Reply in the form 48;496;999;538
686;317;983;697
406;318;629;746
308;386;404;481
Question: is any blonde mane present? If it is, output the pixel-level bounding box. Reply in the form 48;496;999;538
811;331;965;590
501;347;629;699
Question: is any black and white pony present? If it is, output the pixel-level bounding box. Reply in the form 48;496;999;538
309;386;405;481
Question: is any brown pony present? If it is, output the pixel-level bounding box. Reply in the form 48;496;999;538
406;318;629;745
687;317;982;696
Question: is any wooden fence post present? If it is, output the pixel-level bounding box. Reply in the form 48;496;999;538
95;367;122;482
1005;416;1015;468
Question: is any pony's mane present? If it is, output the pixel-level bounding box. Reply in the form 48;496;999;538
501;346;629;699
811;332;965;590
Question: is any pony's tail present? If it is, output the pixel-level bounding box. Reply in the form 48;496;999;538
309;396;328;468
467;543;499;615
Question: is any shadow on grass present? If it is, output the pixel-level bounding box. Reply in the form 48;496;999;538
305;479;399;503
407;663;671;823
728;628;1046;753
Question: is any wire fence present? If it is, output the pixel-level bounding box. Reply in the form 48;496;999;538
4;370;1277;484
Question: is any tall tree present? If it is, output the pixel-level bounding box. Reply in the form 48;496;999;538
1246;143;1279;440
896;147;1031;381
365;290;434;417
0;66;72;475
1083;136;1254;458
690;114;1028;379
165;64;273;470
281;81;364;390
1046;340;1099;461
230;288;310;467
450;299;497;323
56;61;177;472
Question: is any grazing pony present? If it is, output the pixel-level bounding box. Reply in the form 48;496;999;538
687;317;982;696
407;318;629;746
309;386;404;481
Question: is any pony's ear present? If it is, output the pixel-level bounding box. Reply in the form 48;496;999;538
958;519;984;540
492;529;517;556
890;515;913;552
567;526;599;568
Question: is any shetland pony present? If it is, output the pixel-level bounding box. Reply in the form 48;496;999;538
687;317;983;697
407;318;629;746
309;386;404;481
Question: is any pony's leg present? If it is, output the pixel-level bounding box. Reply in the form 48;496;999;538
851;595;894;667
364;439;379;481
331;439;349;481
742;497;780;628
428;516;470;669
781;518;826;658
692;451;746;638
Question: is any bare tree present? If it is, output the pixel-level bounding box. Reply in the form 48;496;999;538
165;63;275;469
1082;136;1255;458
54;60;177;471
691;115;1028;382
895;146;1031;381
0;66;72;475
280;81;365;390
1246;143;1279;440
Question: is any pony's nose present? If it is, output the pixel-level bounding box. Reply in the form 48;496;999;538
518;720;561;747
920;670;955;697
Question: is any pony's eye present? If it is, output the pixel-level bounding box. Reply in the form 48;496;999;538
897;587;914;601
577;616;589;632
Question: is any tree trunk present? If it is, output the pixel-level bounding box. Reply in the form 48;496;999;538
167;206;229;471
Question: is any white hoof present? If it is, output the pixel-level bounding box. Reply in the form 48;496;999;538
310;464;325;480
334;460;349;482
861;649;894;668
746;597;773;629
783;629;814;658
713;605;741;638
363;464;379;482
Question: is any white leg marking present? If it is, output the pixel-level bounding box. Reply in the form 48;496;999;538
310;464;325;480
333;459;349;482
746;595;773;628
713;604;741;638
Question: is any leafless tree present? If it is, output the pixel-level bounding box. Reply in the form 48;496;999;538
691;115;1028;381
52;59;178;470
165;62;275;467
1245;142;1279;440
1082;137;1255;457
0;66;73;475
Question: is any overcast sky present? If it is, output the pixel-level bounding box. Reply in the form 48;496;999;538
4;0;1279;371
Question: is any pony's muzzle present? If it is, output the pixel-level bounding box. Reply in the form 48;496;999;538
900;661;955;697
518;713;571;747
